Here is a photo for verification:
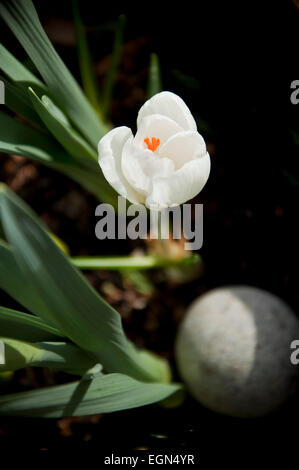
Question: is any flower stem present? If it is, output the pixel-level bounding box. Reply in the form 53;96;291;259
71;254;201;271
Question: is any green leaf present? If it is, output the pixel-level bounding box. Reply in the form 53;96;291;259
0;74;44;127
28;88;98;169
0;111;73;166
0;0;108;147
0;186;170;383
0;372;181;417
0;240;57;325
72;0;102;115
0;305;64;342
147;53;162;99
61;164;118;207
40;95;70;126
0;337;94;374
0;43;47;95
0;113;117;205
102;14;126;119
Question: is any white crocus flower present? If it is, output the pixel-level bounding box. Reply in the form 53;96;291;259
98;91;210;210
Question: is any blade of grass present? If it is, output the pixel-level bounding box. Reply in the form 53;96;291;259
0;337;94;374
0;112;117;205
72;0;102;116
28;87;98;169
0;111;74;165
0;43;47;95
0;75;44;127
0;372;181;417
147;53;162;99
0;0;108;147
61;163;118;207
102;14;126;120
0;306;64;342
0;240;58;326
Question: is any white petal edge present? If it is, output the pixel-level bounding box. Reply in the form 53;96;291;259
98;126;144;204
145;152;211;210
137;91;197;132
158;130;207;170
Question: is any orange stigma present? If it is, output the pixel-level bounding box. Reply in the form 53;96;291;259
144;137;160;152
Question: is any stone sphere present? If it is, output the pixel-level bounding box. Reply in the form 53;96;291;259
175;286;299;418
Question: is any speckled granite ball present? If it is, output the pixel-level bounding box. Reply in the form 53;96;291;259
175;286;299;418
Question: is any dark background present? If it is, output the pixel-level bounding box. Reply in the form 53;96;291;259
0;0;298;463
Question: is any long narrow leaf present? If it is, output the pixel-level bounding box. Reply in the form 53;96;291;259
0;0;108;147
0;75;44;127
0;112;72;165
0;186;170;383
59;164;118;207
0;372;180;417
0;305;64;342
28;88;98;168
102;14;126;119
0;240;57;326
0;337;94;374
72;0;101;115
0;113;117;204
147;53;162;99
0;43;47;95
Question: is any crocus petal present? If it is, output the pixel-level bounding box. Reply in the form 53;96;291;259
98;126;144;204
137;91;197;132
146;152;211;210
134;114;183;150
98;91;210;210
122;137;175;195
158;131;207;170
